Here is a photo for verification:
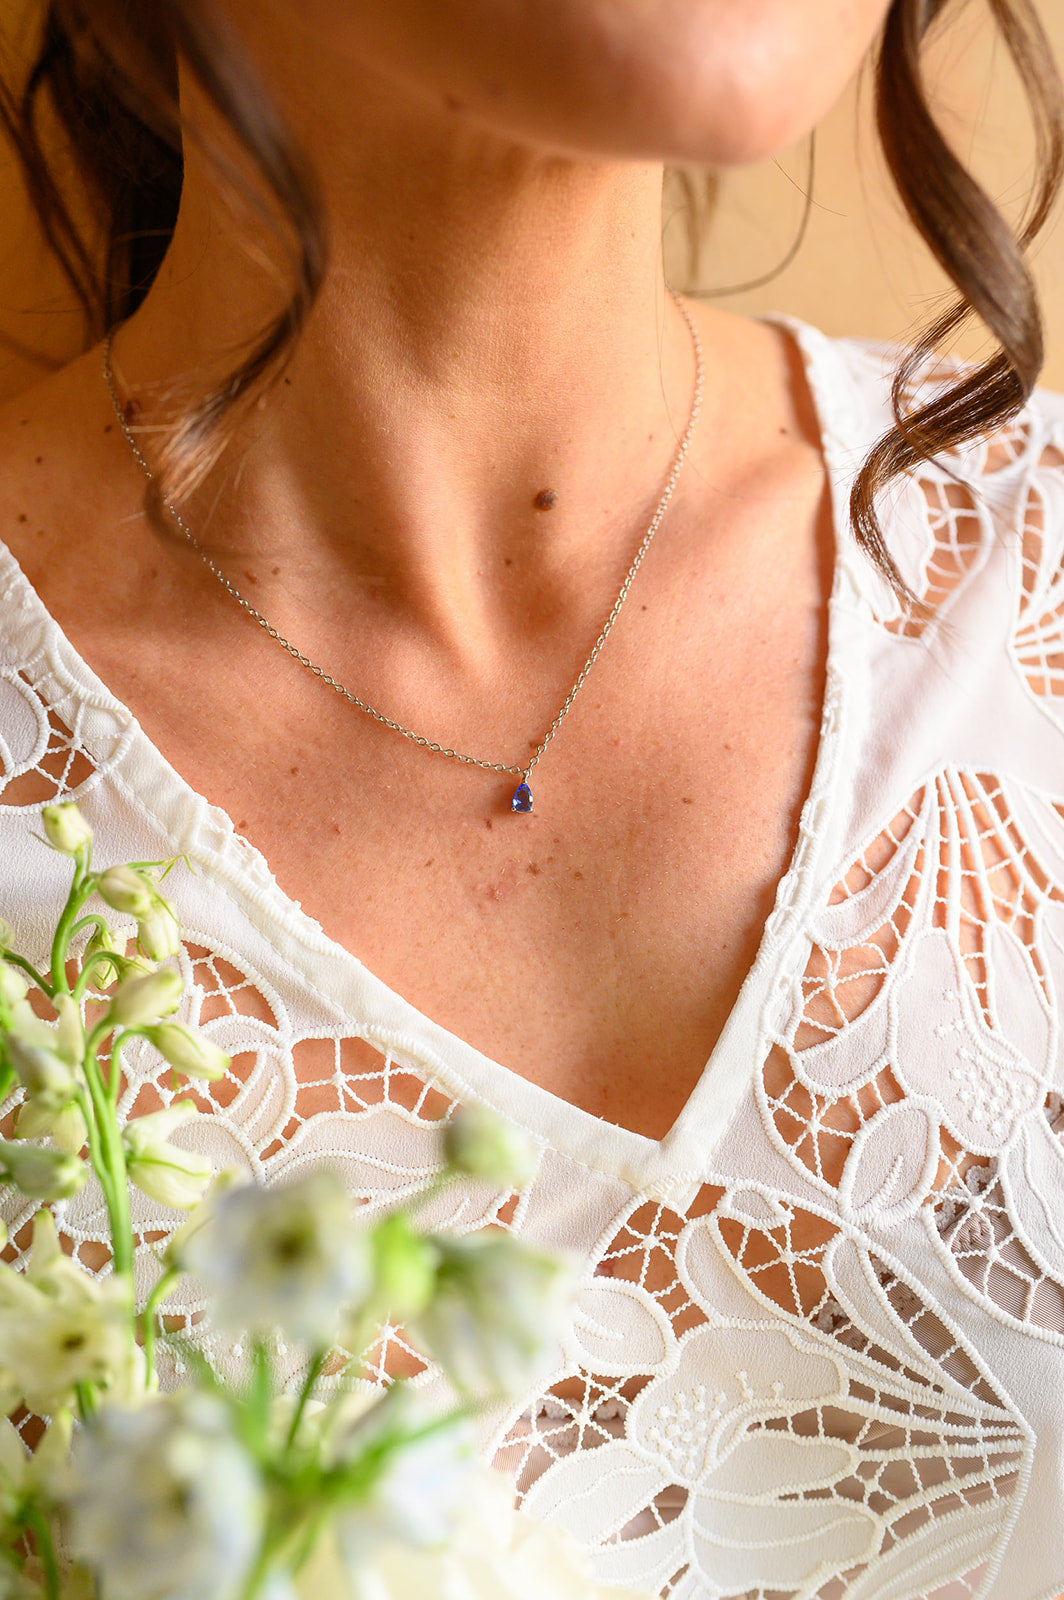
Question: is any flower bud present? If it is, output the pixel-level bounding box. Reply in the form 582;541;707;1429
122;1103;212;1210
0;963;28;1011
443;1105;539;1190
146;1022;229;1082
7;1036;78;1110
136;904;181;963
0;1140;86;1200
18;1099;88;1155
42;803;93;857
0;920;13;955
96;866;155;919
86;923;123;958
108;968;183;1029
85;923;126;984
54;993;84;1064
369;1211;439;1320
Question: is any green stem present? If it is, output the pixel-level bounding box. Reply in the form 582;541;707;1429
283;1348;328;1455
235;1536;281;1600
138;1266;180;1388
72;949;121;1002
83;1019;112;1064
402;1170;453;1215
48;868;93;995
107;1038;124;1110
22;1502;60;1600
0;952;52;998
74;1379;98;1420
236;1488;322;1600
75;1084;105;1189
80;1052;133;1279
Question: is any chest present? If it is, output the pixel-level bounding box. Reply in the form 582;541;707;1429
88;557;829;1138
0;401;833;1139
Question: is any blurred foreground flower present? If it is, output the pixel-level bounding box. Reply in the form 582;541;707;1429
178;1166;373;1345
63;1395;265;1600
412;1232;574;1396
0;809;650;1600
0;1212;138;1417
297;1467;654;1600
443;1103;539;1190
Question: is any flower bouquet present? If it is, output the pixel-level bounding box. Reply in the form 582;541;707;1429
0;803;648;1600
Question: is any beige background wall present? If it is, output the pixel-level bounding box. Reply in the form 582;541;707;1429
0;0;1063;400
667;0;1064;386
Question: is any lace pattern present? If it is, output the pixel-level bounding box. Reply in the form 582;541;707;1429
2;327;1064;1598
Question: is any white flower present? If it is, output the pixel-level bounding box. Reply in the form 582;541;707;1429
53;992;84;1061
136;902;181;962
0;963;27;1010
16;1098;88;1155
97;868;181;964
410;1234;574;1397
0;1139;85;1200
84;922;127;986
62;1394;265;1600
8;991;80;1079
146;1020;229;1081
297;1468;653;1600
107;967;183;1029
333;1401;480;1561
1;996;57;1054
7;1036;79;1111
96;865;156;918
8;1000;87;1151
180;1167;372;1346
122;1101;213;1209
443;1106;539;1190
6;995;85;1150
41;802;92;857
0;1212;137;1413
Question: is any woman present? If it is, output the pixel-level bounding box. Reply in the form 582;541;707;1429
0;0;1063;1594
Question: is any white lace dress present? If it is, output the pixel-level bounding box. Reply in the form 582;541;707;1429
2;323;1064;1600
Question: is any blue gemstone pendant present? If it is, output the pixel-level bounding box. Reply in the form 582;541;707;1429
511;782;533;814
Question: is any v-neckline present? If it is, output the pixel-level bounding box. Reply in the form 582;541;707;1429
0;319;864;1194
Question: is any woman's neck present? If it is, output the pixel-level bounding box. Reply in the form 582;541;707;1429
116;59;703;656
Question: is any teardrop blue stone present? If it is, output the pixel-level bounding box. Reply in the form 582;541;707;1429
511;782;533;813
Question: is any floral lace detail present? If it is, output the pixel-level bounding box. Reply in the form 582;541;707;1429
3;332;1064;1598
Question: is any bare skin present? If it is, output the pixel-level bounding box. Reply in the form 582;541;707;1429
0;0;889;1139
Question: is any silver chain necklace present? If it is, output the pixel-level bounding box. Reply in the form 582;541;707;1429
103;290;702;815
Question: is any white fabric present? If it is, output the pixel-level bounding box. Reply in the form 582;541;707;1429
3;322;1064;1599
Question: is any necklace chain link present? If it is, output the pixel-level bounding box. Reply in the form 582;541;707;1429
103;290;703;783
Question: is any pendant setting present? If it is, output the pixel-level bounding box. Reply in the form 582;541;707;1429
511;782;533;814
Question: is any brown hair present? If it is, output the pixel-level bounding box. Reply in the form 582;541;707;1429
0;0;325;503
1;0;1062;587
857;0;1064;595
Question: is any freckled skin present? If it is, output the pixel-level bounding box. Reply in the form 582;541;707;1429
0;0;877;1134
